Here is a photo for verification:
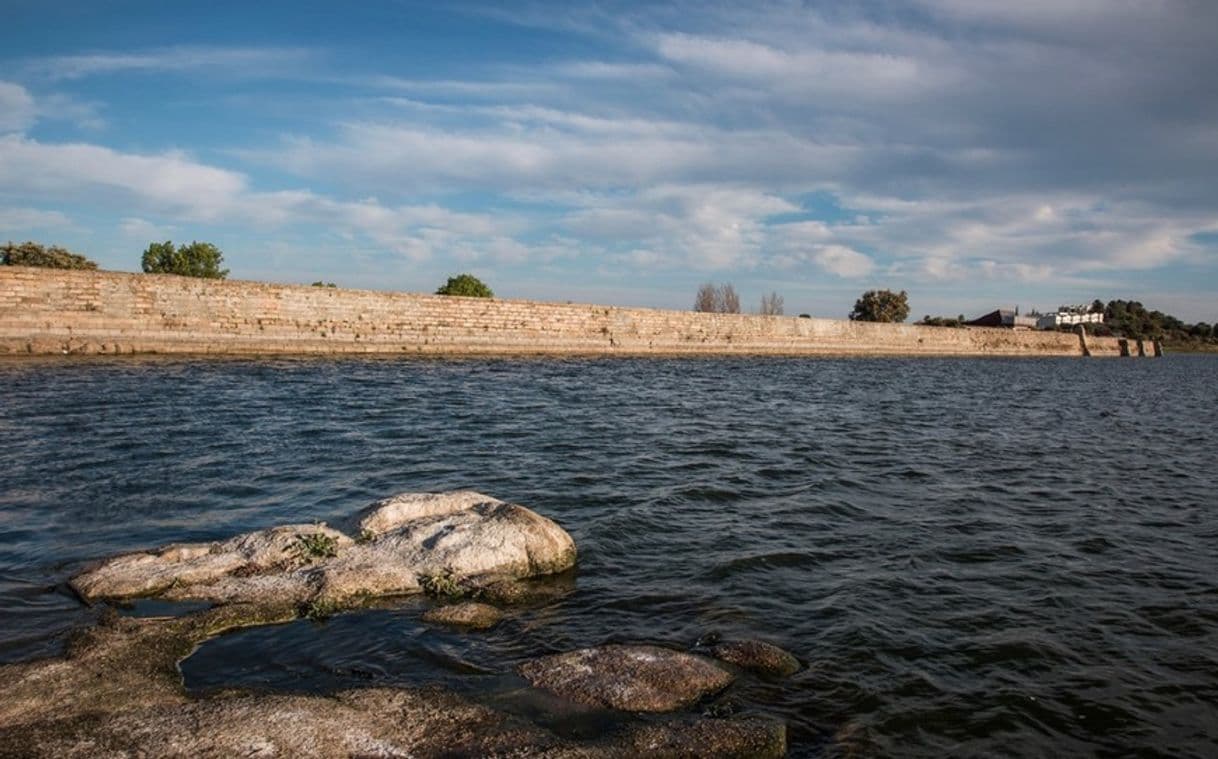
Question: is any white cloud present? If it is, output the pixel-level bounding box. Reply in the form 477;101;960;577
119;217;175;241
811;244;875;278
0;207;71;230
0;135;247;220
26;46;314;81
0;82;36;132
653;33;956;101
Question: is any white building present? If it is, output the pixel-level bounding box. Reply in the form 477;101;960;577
1036;311;1105;329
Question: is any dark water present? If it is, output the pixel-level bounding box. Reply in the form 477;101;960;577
2;355;1216;757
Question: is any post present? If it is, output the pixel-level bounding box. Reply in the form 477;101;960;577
1075;324;1091;357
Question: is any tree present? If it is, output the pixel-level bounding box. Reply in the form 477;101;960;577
693;282;740;313
759;291;784;316
849;289;909;323
2;241;97;270
141;240;228;279
436;273;493;297
720;283;740;314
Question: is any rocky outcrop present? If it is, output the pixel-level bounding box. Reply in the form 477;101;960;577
422;601;503;630
14;492;794;756
518;645;735;713
709;639;800;678
69;491;576;609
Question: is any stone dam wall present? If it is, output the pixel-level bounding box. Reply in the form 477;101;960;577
1;267;1134;358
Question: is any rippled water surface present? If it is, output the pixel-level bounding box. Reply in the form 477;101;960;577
2;355;1217;757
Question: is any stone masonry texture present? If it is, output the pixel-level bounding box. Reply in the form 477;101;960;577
1;267;1124;358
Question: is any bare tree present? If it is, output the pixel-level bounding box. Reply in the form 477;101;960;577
694;282;740;313
719;283;740;314
694;282;718;312
759;291;784;315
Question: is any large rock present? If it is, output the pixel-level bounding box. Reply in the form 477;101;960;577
709;640;800;678
316;502;576;603
518;645;734;713
69;492;576;608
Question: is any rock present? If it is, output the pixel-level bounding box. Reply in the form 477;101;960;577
68;492;576;610
422;602;503;630
518;645;734;713
475;571;576;606
0;603;298;728
709;640;800;678
621;716;787;758
356;490;503;538
316;501;576;603
0;611;782;758
69;524;353;602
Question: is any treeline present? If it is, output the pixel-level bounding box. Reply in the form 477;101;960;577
1087;300;1216;347
1;241;97;270
2;240;229;279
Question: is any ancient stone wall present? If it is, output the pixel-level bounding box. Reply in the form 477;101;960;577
1;267;1126;357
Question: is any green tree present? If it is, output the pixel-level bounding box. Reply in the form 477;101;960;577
2;241;97;270
141;240;229;279
850;289;909;323
435;273;493;297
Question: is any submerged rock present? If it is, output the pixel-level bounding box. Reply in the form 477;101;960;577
422;601;503;630
709;639;800;678
0;610;783;758
518;645;734;713
69;491;576;610
623;716;787;758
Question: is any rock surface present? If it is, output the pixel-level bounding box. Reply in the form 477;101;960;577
356;490;503;537
710;639;800;677
69;524;352;602
69;491;576;609
0;610;784;758
422;601;504;630
518;645;735;712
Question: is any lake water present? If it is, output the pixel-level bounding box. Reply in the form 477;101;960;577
1;355;1216;757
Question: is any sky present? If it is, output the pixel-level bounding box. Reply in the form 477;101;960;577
1;0;1216;321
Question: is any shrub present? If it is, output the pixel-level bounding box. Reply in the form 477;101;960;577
2;241;97;270
850;289;909;323
419;570;469;599
141;240;229;279
311;281;337;288
287;532;340;563
436;274;493;297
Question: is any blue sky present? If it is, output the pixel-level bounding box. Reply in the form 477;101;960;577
2;0;1216;321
